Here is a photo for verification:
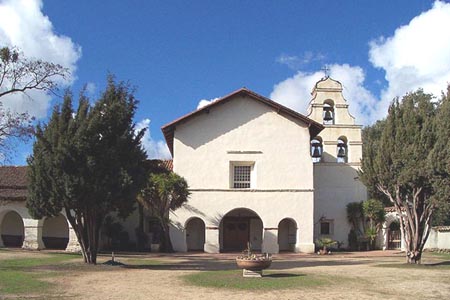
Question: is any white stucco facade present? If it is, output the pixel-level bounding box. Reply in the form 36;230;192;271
0;77;370;254
164;77;367;253
307;78;367;247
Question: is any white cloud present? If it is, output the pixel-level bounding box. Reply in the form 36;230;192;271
85;82;96;96
135;118;171;159
271;1;450;124
197;97;220;110
270;64;379;124
0;0;81;118
369;0;450;119
276;52;325;70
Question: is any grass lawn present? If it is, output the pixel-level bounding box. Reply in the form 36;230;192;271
182;269;347;290
374;251;450;269
0;252;81;296
0;250;449;299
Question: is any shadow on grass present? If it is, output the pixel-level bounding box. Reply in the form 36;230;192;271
375;260;450;269
264;273;304;278
122;256;370;271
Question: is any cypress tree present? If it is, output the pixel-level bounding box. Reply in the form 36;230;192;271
430;86;450;225
27;76;147;264
360;89;438;264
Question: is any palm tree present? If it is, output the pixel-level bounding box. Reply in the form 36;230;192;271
137;172;190;252
346;202;364;235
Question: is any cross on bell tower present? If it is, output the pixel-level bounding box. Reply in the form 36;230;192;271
321;65;330;78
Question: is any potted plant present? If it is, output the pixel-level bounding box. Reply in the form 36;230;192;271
235;243;272;277
315;237;336;255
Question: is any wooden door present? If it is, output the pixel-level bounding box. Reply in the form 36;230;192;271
223;218;250;251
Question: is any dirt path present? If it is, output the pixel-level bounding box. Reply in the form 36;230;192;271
55;252;450;300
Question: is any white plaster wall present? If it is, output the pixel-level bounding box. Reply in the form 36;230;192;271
249;218;263;250
170;190;315;253
437;231;450;249
313;164;367;247
425;229;450;249
173;96;314;190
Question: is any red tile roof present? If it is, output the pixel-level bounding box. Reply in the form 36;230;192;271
161;87;324;156
161;160;173;171
384;206;406;212
434;226;450;232
0;166;28;201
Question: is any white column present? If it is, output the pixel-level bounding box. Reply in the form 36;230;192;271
204;226;219;253
381;225;388;250
65;226;81;252
22;218;44;250
262;228;279;254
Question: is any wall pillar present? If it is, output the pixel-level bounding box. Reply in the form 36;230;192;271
65;226;81;252
0;235;4;247
262;228;279;254
204;226;219;253
22;218;44;250
381;225;388;250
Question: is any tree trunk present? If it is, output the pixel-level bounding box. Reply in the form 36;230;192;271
65;207;100;264
160;222;174;253
378;185;433;264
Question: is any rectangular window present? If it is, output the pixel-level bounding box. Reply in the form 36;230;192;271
233;165;251;188
320;221;331;235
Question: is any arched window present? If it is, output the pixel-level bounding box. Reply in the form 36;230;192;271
311;136;323;163
323;100;335;125
337;136;348;163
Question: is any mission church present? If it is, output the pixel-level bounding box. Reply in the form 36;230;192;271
0;77;366;253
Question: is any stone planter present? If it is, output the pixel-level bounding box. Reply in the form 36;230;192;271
236;257;272;277
236;258;272;271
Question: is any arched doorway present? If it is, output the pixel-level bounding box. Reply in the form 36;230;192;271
388;221;401;250
0;211;24;247
220;208;263;252
278;218;297;252
185;217;205;251
42;214;69;250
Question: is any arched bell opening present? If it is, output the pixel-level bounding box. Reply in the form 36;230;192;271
323;100;335;125
219;208;263;252
311;136;323;163
337;136;348;163
185;217;205;252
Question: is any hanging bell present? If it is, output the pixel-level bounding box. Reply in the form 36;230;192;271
337;145;346;158
312;145;321;158
323;109;333;121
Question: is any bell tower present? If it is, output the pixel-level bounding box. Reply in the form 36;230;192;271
307;77;362;163
308;76;366;248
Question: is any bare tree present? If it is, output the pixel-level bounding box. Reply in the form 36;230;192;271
0;46;68;160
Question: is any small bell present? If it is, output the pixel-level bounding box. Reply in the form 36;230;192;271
337;145;346;158
312;145;321;158
323;109;333;121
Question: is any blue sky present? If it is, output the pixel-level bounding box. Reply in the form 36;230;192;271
1;0;450;164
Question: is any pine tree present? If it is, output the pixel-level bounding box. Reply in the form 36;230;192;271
27;76;147;264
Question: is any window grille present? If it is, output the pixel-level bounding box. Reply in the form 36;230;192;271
233;165;251;188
